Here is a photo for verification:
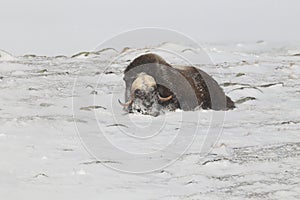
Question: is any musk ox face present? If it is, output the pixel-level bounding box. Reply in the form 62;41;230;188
119;72;172;116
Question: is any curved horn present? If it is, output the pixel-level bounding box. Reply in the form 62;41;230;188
158;94;172;102
118;98;133;107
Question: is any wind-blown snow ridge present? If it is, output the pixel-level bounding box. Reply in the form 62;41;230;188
71;48;119;59
0;49;16;61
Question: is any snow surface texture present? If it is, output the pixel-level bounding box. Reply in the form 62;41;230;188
0;42;299;199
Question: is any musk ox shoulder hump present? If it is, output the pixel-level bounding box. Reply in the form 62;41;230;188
124;53;172;73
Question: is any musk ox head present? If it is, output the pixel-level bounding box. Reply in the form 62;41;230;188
118;72;172;116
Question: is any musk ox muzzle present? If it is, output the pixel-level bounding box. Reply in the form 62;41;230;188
119;53;235;116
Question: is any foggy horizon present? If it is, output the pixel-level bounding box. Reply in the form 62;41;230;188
1;0;300;56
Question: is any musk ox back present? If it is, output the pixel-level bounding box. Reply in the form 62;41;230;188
119;53;235;116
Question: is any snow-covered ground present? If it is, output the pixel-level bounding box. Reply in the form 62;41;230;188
0;42;299;199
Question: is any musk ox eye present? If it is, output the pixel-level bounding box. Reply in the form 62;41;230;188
134;89;140;94
134;89;141;95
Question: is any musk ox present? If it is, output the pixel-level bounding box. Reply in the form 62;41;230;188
119;53;235;116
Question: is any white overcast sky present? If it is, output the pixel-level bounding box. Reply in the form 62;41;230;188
1;0;299;56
